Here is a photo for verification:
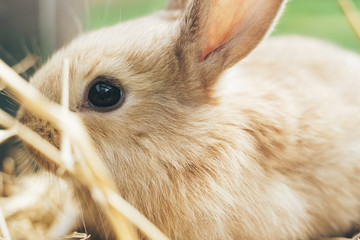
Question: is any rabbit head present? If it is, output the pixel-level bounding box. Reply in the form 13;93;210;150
18;0;285;169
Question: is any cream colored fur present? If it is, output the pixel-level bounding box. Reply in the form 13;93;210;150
13;0;360;239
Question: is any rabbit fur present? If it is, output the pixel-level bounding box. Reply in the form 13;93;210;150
15;0;360;239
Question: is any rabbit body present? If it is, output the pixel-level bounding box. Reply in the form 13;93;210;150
17;0;360;239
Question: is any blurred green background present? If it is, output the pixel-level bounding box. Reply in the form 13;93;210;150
274;0;360;52
86;0;360;52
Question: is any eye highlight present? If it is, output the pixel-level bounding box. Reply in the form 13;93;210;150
87;77;124;111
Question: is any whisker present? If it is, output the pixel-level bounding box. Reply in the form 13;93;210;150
104;0;114;26
16;160;32;179
71;180;88;234
92;196;110;239
19;40;33;80
1;91;21;105
15;151;38;179
15;150;35;175
4;98;18;108
119;5;123;22
29;36;43;67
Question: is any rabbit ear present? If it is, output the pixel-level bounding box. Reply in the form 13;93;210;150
166;0;188;10
176;0;285;88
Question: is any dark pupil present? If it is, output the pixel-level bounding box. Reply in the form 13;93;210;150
88;82;122;107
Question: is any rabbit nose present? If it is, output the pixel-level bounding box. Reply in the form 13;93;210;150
16;108;62;172
17;109;61;147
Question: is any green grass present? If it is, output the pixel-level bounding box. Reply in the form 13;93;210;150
87;0;360;52
274;0;360;52
86;0;167;29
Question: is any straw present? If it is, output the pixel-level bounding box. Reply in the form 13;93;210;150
339;0;360;40
0;206;11;240
11;54;39;74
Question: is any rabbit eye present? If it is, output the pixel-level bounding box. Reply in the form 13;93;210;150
88;80;124;110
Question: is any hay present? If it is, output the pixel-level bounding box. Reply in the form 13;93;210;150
0;205;11;240
11;55;39;75
63;232;91;240
339;0;360;40
0;58;168;240
0;1;360;239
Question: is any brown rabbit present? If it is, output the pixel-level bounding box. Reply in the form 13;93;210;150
15;0;360;239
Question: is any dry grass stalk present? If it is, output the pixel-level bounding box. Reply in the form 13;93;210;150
0;206;11;240
11;54;39;75
0;58;169;240
0;127;17;145
63;232;91;239
60;59;75;171
339;0;360;40
0;108;63;169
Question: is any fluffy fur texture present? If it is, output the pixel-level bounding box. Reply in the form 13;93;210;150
14;0;360;239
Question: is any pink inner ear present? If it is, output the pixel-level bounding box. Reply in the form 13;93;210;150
200;0;250;61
